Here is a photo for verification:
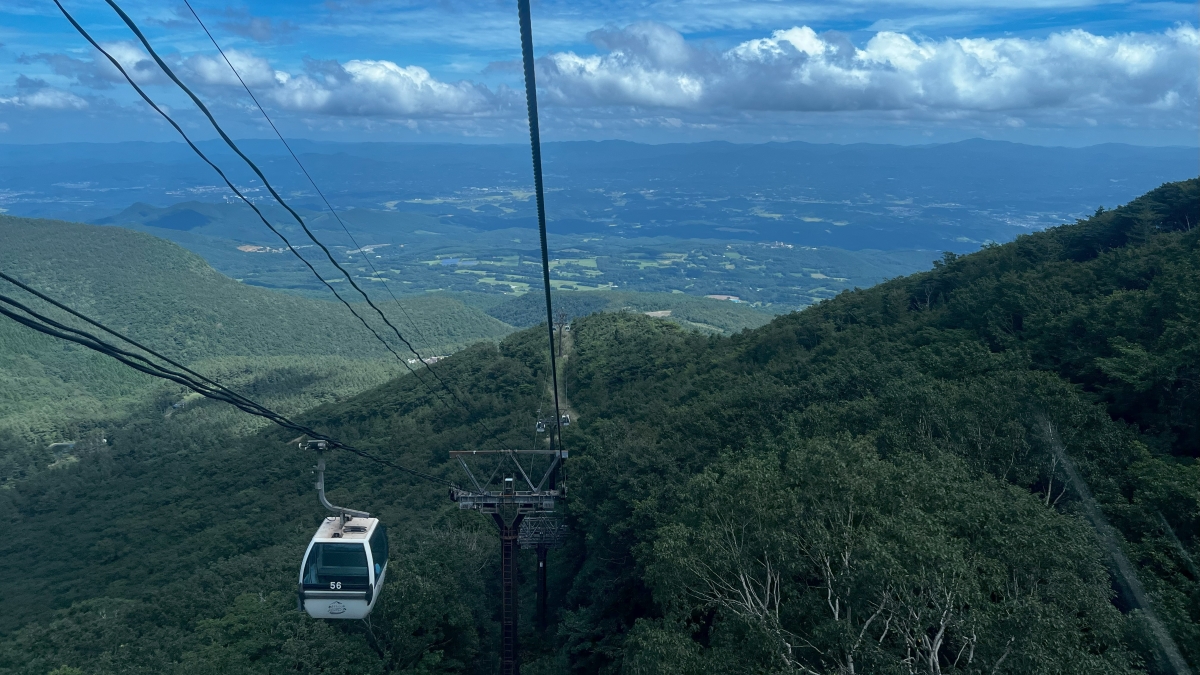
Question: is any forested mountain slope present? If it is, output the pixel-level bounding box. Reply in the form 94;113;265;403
0;180;1195;674
0;215;515;440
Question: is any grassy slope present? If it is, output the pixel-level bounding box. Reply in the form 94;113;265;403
0;216;515;440
0;180;1195;673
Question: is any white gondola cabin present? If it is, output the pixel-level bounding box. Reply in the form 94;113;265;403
297;444;389;620
298;516;388;620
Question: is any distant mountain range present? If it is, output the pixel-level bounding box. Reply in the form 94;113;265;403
2;139;1194;251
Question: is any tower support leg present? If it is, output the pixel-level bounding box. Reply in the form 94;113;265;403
494;513;525;675
536;545;548;631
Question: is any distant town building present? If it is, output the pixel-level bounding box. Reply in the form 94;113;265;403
236;244;287;253
407;356;448;365
705;295;741;303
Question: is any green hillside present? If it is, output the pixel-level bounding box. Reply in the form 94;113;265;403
0;215;515;441
0;180;1196;674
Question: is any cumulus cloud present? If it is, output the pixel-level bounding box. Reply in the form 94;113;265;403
25;42;279;92
537;22;1200;121
20;41;164;89
266;59;516;117
0;75;88;109
17;42;509;120
184;49;280;88
14;22;1195;130
540;23;705;108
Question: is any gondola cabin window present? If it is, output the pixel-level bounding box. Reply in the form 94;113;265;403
303;542;371;589
369;524;388;580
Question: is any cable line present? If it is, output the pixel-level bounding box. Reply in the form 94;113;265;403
51;0;446;405
55;0;508;456
1;271;275;418
99;0;512;451
516;0;564;452
101;0;472;416
0;291;269;416
0;283;460;489
180;0;434;353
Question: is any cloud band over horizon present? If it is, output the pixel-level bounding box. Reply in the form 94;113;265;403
3;17;1196;142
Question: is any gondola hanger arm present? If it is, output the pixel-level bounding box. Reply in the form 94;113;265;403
311;450;369;522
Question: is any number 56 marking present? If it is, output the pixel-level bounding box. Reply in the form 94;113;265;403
329;581;342;590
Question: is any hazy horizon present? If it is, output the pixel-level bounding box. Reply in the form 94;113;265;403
1;136;1197;149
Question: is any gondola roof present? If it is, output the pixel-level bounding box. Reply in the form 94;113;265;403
312;515;378;541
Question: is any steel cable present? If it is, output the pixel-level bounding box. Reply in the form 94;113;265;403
516;0;565;454
51;0;517;477
50;0;448;408
101;0;473;416
180;0;435;354
0;287;461;489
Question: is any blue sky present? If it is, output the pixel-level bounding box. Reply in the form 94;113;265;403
0;0;1196;145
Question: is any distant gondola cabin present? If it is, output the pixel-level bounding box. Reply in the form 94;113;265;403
298;516;388;619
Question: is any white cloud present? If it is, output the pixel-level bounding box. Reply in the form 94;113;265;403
0;76;88;110
9;88;88;109
14;21;1195;132
539;22;706;109
92;41;165;86
20;41;163;90
267;59;516;117
0;89;88;109
536;22;1200;122
184;50;279;88
19;45;513;120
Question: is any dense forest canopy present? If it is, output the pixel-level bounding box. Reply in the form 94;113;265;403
0;179;1196;674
